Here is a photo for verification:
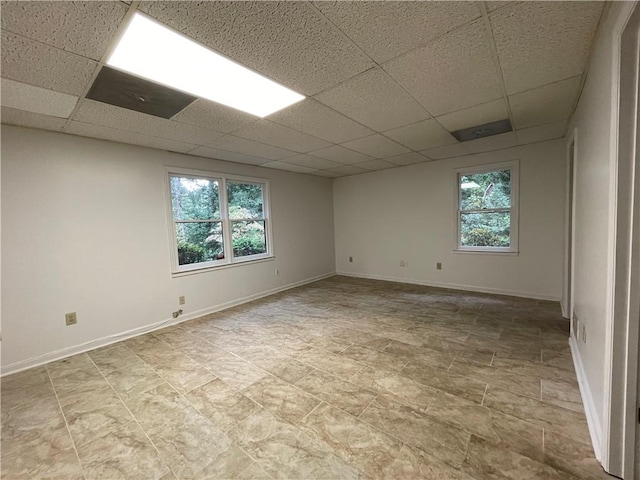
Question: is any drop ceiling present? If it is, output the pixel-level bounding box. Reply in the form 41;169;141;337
0;1;605;177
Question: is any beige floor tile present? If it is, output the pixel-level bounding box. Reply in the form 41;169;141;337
1;439;84;480
402;361;487;404
543;430;604;480
541;378;584;413
383;443;475;479
448;359;542;399
296;347;367;379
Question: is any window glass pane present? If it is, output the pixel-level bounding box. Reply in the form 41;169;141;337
460;169;511;210
171;176;220;220
460;211;510;247
231;220;266;257
176;221;224;265
227;182;264;219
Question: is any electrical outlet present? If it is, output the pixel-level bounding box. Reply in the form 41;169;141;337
65;312;77;326
179;296;185;305
399;260;405;267
349;256;353;263
436;262;442;270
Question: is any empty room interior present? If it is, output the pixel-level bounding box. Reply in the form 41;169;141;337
1;1;639;479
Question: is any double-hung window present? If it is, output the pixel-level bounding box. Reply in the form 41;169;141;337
456;161;519;253
168;169;272;273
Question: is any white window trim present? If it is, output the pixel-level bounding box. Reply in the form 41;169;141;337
165;166;274;276
454;160;520;254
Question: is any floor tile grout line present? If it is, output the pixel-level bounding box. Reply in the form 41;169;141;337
44;366;88;480
480;384;489;407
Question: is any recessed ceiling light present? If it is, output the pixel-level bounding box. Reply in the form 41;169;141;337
107;13;305;118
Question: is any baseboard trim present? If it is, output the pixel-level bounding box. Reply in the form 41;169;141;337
570;336;603;461
1;271;335;377
335;271;560;301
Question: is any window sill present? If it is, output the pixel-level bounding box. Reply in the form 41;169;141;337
453;250;519;256
171;255;275;277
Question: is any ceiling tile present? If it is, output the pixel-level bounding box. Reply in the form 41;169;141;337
341;134;410;159
491;2;604;94
138;1;373;95
516;120;567;145
509;76;580;129
384;152;432;166
421;143;471;160
311;170;342;178
384;119;458;151
326;165;368;176
354;159;398;171
268;98;373;144
308;144;374;165
1;1;128;60
262;161;318;174
172;99;258;134
463;131;517;154
73;100;223;145
189;146;269;166
232;120;331;153
314;68;429;131
1;78;78;118
314;1;480;63
436;99;508;132
206;135;296;161
65;121;197;153
282;154;341;170
1;31;98;96
384;20;502;116
1;106;67;132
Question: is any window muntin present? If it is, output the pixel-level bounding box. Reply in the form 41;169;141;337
456;162;518;252
168;171;271;273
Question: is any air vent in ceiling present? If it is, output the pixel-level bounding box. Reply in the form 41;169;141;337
86;66;196;119
450;118;513;142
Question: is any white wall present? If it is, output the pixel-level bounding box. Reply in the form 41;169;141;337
333;139;566;301
1;126;336;373
565;2;637;471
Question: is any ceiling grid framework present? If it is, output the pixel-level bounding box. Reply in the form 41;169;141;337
0;0;606;177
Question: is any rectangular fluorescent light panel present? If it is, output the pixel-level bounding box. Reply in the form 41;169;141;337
107;13;305;117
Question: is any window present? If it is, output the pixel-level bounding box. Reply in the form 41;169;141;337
456;161;519;253
167;169;272;273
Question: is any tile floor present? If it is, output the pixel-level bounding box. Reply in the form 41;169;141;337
1;276;613;479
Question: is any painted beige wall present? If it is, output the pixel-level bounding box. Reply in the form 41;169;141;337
1;126;336;371
333;139;566;301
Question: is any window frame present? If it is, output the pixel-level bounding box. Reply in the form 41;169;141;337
165;167;273;275
454;160;519;254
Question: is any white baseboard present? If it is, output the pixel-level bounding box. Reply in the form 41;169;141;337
336;271;561;302
1;272;335;377
570;336;602;461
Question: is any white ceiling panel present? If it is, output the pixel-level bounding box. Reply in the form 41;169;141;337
268;98;373;144
1;78;78;118
384;20;503;116
516;120;567;146
172;99;258;134
313;1;480;63
421;143;471;160
1;1;128;60
510;76;581;129
282;154;341;170
384;152;432;166
189;146;269;166
1;31;98;96
66;121;197;153
314;68;430;132
262;161;318;174
354;159;398;171
491;2;604;94
206;135;296;161
464;131;517;154
232;120;331;153
73;100;224;146
308;145;374;165
384;119;458;151
341;134;410;159
436;99;509;133
326;165;369;176
312;170;342;178
1;106;67;132
138;1;373;95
